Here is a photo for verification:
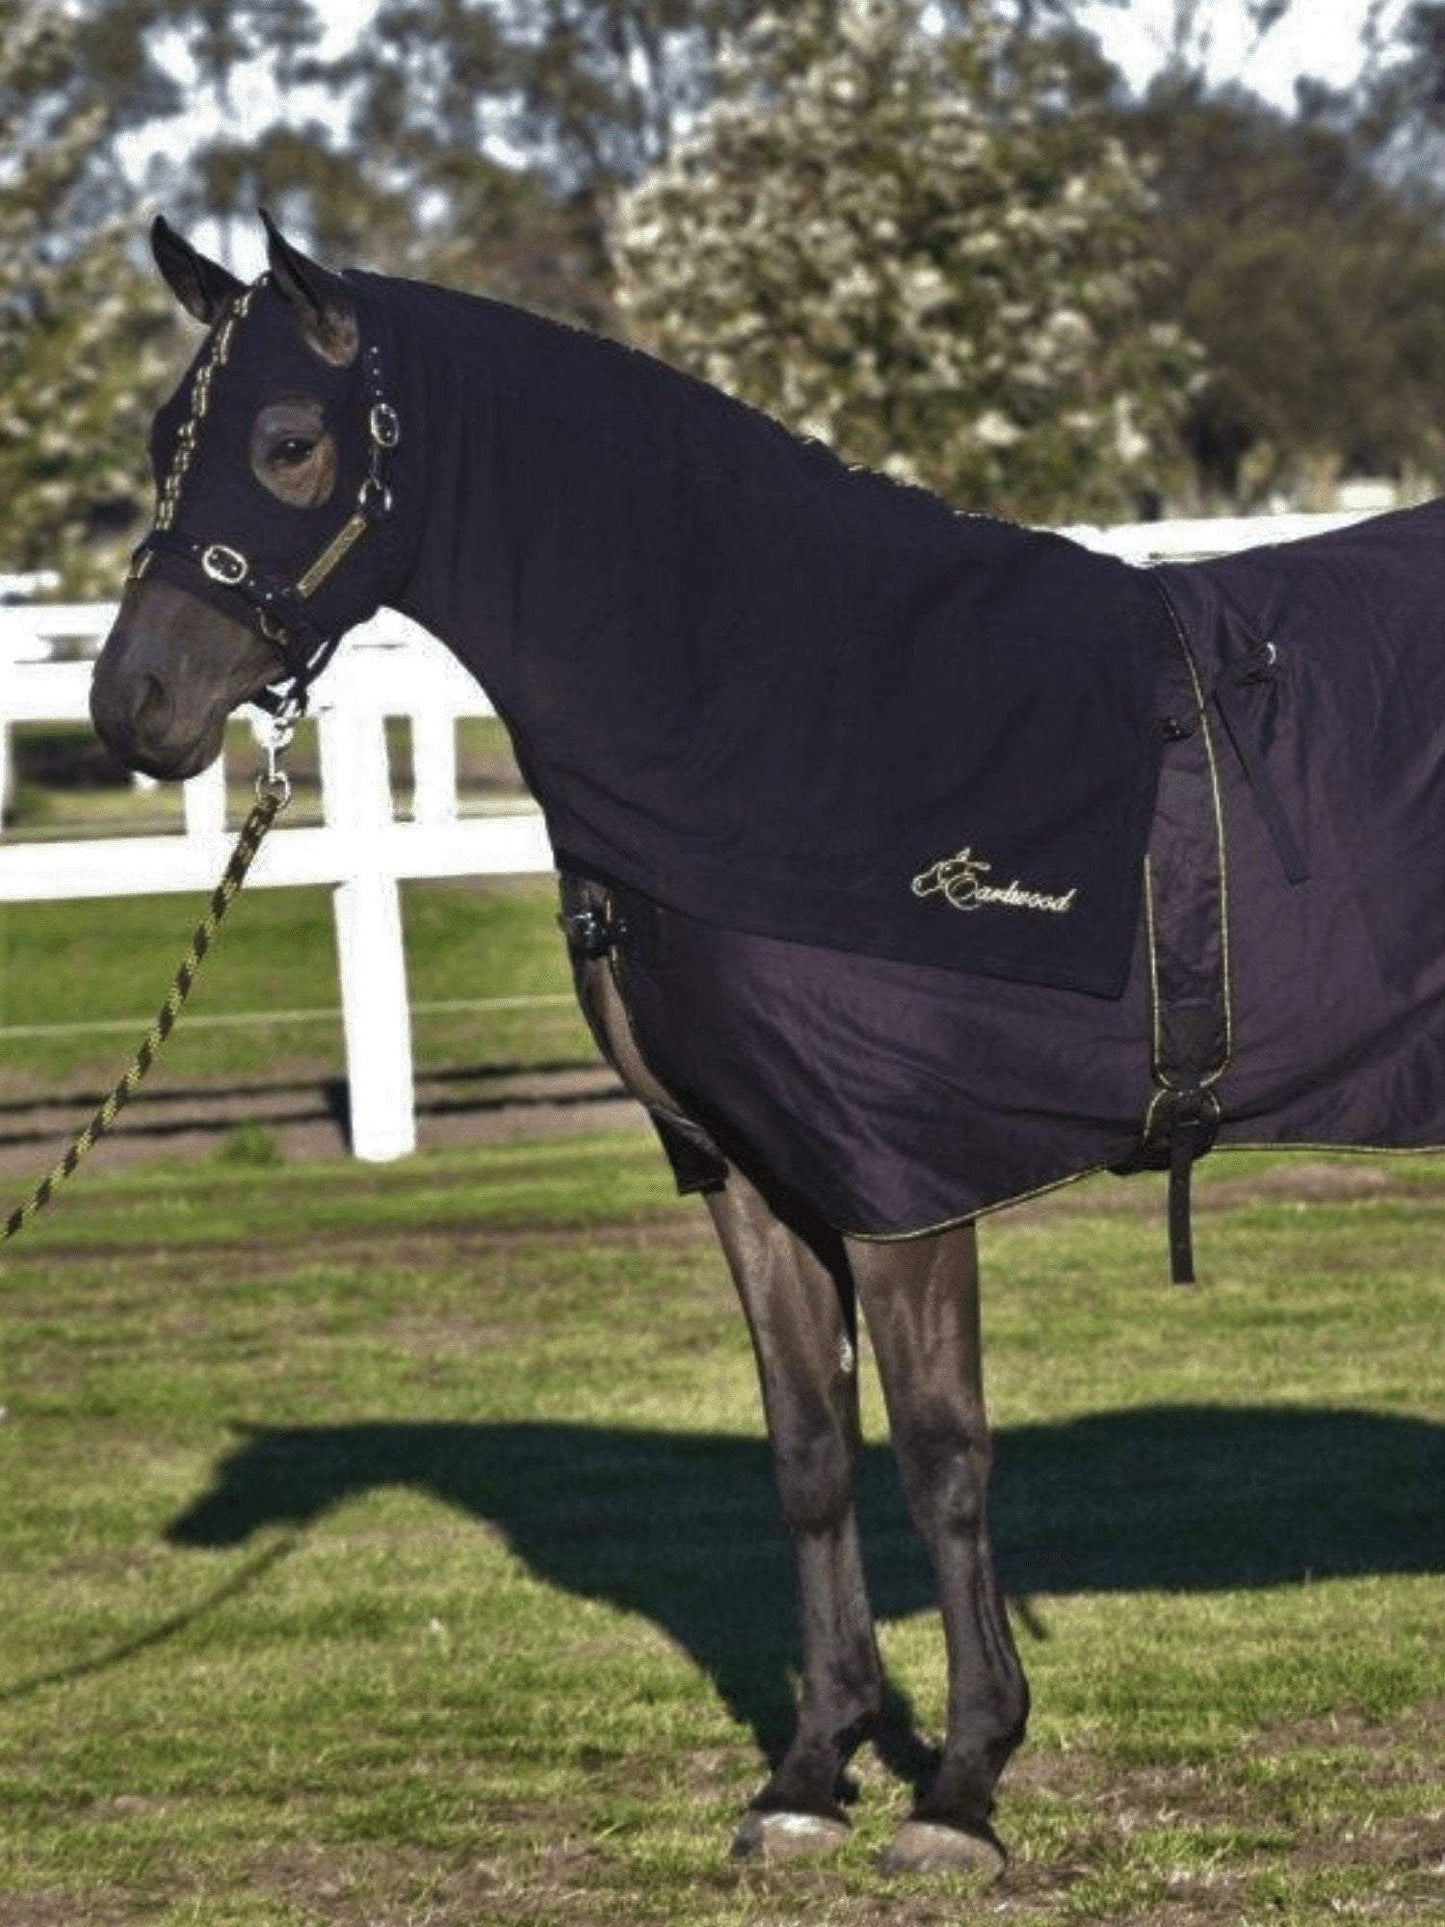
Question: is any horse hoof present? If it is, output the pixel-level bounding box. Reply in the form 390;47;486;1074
731;1810;850;1861
880;1819;1006;1880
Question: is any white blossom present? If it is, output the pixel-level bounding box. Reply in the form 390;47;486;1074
613;0;1202;519
974;409;1022;449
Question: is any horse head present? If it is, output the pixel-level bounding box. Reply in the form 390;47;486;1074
91;214;401;779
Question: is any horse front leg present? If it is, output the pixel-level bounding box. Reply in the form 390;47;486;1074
706;1166;884;1859
847;1224;1027;1878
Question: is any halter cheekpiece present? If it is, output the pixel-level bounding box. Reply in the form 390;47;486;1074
127;274;401;717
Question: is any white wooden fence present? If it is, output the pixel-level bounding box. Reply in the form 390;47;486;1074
0;512;1371;1160
0;607;551;1159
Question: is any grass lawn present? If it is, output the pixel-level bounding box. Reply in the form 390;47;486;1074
0;1137;1441;1924
0;876;591;1097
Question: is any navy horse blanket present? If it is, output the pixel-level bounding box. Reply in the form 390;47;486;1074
364;281;1445;1239
569;504;1445;1236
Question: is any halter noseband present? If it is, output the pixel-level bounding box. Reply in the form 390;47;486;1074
127;276;401;718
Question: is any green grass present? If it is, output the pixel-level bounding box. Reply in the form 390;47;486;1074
0;875;590;1091
0;1141;1441;1923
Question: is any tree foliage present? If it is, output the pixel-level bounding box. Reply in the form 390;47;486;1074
7;0;1445;581
0;1;178;589
613;0;1201;520
153;0;787;323
1133;74;1445;502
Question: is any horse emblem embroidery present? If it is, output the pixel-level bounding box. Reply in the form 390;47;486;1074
911;847;1078;916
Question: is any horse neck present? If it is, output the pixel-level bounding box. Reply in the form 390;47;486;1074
368;272;858;857
374;275;697;714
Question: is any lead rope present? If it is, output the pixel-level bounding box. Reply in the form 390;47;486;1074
1;735;294;1247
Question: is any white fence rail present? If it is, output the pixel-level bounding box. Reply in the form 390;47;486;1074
0;512;1372;1159
0;608;551;1160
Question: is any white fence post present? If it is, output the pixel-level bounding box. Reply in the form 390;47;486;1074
410;708;459;824
1;635;16;823
318;699;418;1161
182;756;228;837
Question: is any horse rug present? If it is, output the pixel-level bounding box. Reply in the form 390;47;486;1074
567;502;1445;1240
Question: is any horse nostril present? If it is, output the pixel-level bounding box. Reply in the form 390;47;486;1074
127;672;173;739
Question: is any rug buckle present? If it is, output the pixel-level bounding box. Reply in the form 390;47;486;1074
559;905;626;960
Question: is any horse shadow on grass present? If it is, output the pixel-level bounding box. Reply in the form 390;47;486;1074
162;1405;1444;1771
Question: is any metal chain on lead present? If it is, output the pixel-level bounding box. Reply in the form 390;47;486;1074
0;760;291;1248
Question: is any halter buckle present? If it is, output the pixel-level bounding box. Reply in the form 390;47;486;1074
370;403;400;449
202;543;250;586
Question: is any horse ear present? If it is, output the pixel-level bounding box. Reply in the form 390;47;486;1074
151;216;245;324
260;208;359;368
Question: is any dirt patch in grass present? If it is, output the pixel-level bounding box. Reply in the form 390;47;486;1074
1244;1697;1445;1759
3;1209;714;1281
1010;1697;1443;1812
1012;1157;1417;1227
247;1836;610;1927
11;1155;1433;1280
988;1697;1445;1923
0;1063;639;1183
231;1705;1445;1927
0;1890;141;1927
1292;1807;1445;1874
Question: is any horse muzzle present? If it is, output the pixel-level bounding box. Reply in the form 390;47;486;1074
90;578;274;779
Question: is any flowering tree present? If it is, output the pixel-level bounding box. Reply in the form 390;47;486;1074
613;0;1203;521
0;1;177;590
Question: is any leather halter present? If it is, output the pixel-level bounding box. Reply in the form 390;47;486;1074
127;275;401;718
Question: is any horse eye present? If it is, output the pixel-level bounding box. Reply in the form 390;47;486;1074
251;409;336;506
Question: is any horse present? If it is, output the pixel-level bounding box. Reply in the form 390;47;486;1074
90;213;1445;1877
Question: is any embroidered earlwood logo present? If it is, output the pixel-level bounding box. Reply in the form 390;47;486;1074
911;847;1078;917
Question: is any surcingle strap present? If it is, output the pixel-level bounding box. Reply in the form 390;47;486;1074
1169;1115;1197;1286
1113;583;1232;1285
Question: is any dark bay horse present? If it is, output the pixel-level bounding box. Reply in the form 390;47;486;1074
90;215;1445;1875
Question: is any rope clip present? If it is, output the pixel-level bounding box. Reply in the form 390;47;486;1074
257;699;301;809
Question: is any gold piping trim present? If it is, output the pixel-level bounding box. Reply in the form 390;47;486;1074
842;1139;1445;1244
1143;854;1163;1078
1195;670;1234;1083
841;1160;1117;1242
297;511;369;599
